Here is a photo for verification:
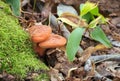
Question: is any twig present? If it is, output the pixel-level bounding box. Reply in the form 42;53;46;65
85;54;120;71
21;10;40;15
67;67;77;78
89;54;120;63
94;71;112;81
79;47;95;63
49;14;70;38
49;14;83;56
84;59;112;81
84;59;92;72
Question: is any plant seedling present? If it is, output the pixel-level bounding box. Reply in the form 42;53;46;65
57;1;112;61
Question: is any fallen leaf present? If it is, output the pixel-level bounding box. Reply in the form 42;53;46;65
58;12;88;28
79;46;95;63
94;44;107;51
57;3;78;16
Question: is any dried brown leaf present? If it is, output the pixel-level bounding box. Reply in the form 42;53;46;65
58;12;88;28
79;47;95;63
94;44;108;51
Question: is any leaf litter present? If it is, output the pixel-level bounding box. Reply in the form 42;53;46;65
2;0;120;81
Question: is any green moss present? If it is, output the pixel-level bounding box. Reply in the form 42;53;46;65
0;0;49;80
34;74;50;81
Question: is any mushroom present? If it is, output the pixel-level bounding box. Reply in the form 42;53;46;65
28;25;67;56
35;33;66;56
39;33;67;48
28;25;52;43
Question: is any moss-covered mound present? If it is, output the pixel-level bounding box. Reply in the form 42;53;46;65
0;1;49;80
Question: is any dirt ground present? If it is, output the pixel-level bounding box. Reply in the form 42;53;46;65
1;0;120;81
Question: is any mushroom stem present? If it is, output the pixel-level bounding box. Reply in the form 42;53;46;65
34;45;46;56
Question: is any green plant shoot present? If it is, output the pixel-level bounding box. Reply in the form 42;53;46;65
90;26;112;47
57;1;112;61
66;27;85;61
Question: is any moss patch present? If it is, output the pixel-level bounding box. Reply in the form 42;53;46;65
0;1;49;80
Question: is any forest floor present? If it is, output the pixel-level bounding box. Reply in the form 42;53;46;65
1;0;120;81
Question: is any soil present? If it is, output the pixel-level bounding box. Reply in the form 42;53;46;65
1;0;120;81
86;0;120;17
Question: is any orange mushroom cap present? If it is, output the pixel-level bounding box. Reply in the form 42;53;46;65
28;25;52;43
39;34;67;48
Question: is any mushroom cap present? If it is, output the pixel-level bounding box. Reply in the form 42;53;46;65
28;25;52;43
39;34;67;48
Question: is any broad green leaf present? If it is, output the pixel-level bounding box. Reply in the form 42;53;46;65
57;18;79;28
66;27;85;61
5;0;20;16
90;6;99;15
80;1;98;17
89;16;102;28
57;4;78;16
90;26;112;48
81;12;94;23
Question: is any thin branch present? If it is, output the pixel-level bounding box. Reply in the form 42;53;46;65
89;54;120;63
94;71;112;81
84;59;112;81
85;54;120;72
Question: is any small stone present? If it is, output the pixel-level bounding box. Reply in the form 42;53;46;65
116;23;120;28
0;74;3;78
111;17;120;25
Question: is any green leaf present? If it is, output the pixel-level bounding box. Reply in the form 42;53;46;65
81;12;94;23
66;27;85;61
89;15;108;28
5;0;20;16
90;5;99;15
90;26;112;48
89;16;102;28
80;1;98;17
98;14;108;24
